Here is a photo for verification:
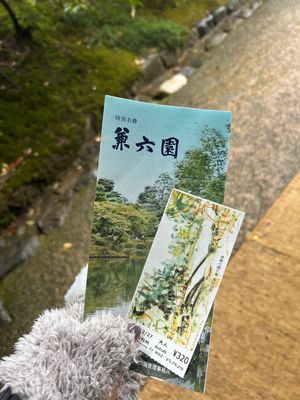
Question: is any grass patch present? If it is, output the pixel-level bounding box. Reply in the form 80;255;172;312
162;0;229;26
0;3;138;228
87;17;187;53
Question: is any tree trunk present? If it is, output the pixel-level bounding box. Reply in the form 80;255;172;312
0;0;30;39
186;253;209;286
131;5;136;18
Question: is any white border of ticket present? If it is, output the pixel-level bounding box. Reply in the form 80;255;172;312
127;189;245;378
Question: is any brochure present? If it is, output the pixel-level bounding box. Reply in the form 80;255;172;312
84;95;232;391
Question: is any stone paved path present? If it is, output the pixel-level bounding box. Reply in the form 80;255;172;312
168;0;300;245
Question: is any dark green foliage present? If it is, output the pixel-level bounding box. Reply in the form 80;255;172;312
0;2;138;228
201;127;228;177
60;1;131;30
95;179;128;203
98;179;115;194
91;201;155;249
0;43;137;228
205;173;226;203
137;185;160;211
137;172;174;212
142;0;178;11
83;16;186;53
91;177;159;254
175;128;228;203
100;17;187;52
50;2;187;53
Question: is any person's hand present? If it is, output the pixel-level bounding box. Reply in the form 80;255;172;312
0;303;144;400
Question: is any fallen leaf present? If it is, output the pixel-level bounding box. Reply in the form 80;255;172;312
252;234;260;241
63;242;73;250
26;220;35;226
27;208;35;217
23;148;32;155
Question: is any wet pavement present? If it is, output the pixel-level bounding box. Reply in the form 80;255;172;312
1;0;300;358
168;0;300;245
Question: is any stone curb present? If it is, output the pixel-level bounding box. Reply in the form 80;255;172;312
134;0;264;99
0;117;98;281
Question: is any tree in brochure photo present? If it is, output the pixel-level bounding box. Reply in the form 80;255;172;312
84;95;232;391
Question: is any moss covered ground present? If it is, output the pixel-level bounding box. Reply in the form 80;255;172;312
162;0;228;26
0;0;227;230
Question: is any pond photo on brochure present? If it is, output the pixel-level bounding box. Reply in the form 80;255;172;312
84;95;232;391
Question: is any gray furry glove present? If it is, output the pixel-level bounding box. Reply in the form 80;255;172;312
0;267;145;400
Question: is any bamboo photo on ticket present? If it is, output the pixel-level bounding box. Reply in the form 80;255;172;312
128;189;244;351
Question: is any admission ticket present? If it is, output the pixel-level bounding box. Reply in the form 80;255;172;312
127;188;244;378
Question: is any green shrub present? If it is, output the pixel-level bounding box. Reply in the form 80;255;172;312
123;17;187;51
88;16;187;52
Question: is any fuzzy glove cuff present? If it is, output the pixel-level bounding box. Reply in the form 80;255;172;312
0;303;143;400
